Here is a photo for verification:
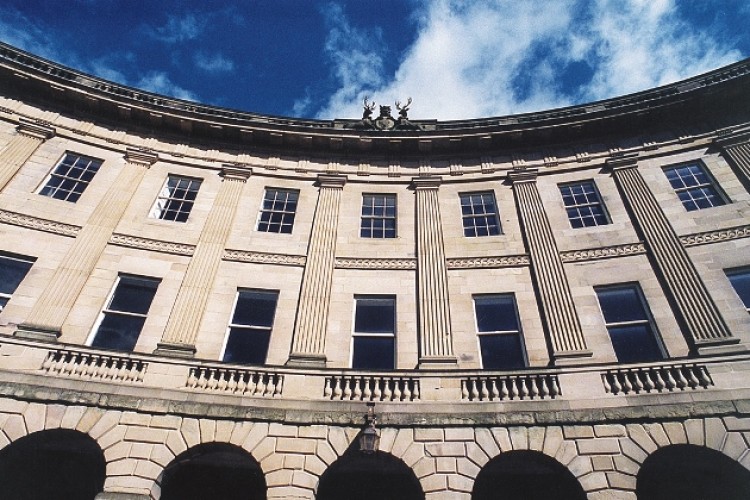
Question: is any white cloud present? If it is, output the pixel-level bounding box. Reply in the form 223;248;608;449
316;0;744;120
151;14;204;43
136;72;198;101
194;52;235;73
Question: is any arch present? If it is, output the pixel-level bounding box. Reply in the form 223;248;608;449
472;450;586;500
316;450;424;500
0;428;105;500
160;442;266;500
636;444;750;500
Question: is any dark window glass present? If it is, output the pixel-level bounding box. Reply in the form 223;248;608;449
353;297;395;370
0;254;35;313
257;189;298;233
596;285;664;363
223;290;278;365
149;176;201;222
39;153;102;203
460;192;501;237
361;194;397;238
727;269;750;311
91;276;159;351
664;163;726;211
473;294;525;370
559;181;609;228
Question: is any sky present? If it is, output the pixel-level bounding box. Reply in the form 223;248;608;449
1;0;749;121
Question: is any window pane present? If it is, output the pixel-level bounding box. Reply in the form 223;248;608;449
460;192;501;237
727;270;750;309
608;324;663;363
257;189;299;233
597;287;647;323
559;181;609;228
150;176;201;222
475;295;519;332
91;314;145;351
479;334;525;370
354;298;395;333
108;278;159;314
0;256;33;296
352;336;395;370
664;163;726;211
232;291;278;327
39;153;102;203
223;327;271;365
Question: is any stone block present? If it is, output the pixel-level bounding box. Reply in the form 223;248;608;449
402;442;425;467
413;457;437;478
181;418;200;448
448;474;474;493
542;426;564;458
378;428;398;454
304;454;327;476
149;444;174;468
269;422;297;437
704;418;726;450
134;459;161;480
291;470;316;489
76;408;104;433
445;428;474;442
230;422;253;445
277;436;316;455
465;442;490;467
564;425;594;439
613;455;639;475
299;425;327;439
619;439;647;464
120;412;151;427
644;423;669;447
316;440;337;466
421;473;448;493
242;422;269;453
426;442;465;457
722;432;747;460
129;443;154;460
555;440;578;466
124;426;168;444
44;404;66;429
0;398;27;415
578;437;620;455
104;442;132;463
625;425;656;453
607;471;637;490
99;425;127;450
266;469;293;488
457;457;480;478
663;422;687;444
252;437;276;462
262;454;284;473
579;471;608;491
594;424;626;437
568;455;593;477
150;415;181;430
415;428;444;442
592;455;615;471
475;428;500;458
436;457;456;473
586;490;636;500
108;458;137;476
391;429;414;458
214;420;234;442
165;430;187;456
199;419;216;443
61;406;87;429
684;419;705;446
491;427;512;452
528;426;545;451
90;412;120;440
508;426;528;450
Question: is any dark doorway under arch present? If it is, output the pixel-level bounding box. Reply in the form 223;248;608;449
160;442;266;500
316;450;424;500
0;428;106;500
472;450;586;500
637;444;750;500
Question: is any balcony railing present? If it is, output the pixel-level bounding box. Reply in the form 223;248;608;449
461;373;561;401
601;363;713;395
324;375;420;401
41;349;147;383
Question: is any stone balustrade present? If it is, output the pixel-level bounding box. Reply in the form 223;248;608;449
324;374;420;401
41;348;147;383
602;362;713;395
186;366;283;397
461;373;561;401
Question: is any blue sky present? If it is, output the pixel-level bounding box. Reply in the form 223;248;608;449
1;1;749;120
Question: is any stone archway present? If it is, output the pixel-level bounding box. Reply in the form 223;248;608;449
472;450;586;500
160;442;266;500
0;428;106;500
316;450;424;500
636;444;750;500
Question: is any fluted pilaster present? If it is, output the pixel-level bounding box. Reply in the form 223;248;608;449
156;166;251;357
17;149;157;341
287;174;347;367
0;120;55;191
413;176;456;367
715;129;750;193
607;154;737;353
509;169;590;363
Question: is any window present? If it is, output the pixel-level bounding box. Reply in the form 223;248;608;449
361;194;397;238
596;284;664;363
256;188;299;233
726;269;750;313
149;176;202;222
664;162;727;211
39;153;102;202
0;253;34;313
352;296;396;370
89;275;159;351
474;295;526;370
222;290;279;365
460;192;501;237
559;181;609;228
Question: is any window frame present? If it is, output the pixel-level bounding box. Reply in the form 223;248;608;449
663;161;728;212
459;191;502;237
220;289;279;365
256;188;300;234
351;295;397;370
360;193;397;238
595;283;666;363
472;294;527;370
0;252;35;314
37;152;103;203
148;175;202;223
87;274;160;351
558;180;610;228
725;267;750;313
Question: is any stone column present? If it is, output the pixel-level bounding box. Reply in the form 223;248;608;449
16;149;157;342
509;169;591;364
715;129;750;192
287;174;346;367
155;165;251;357
607;154;738;354
412;176;456;368
0;120;55;191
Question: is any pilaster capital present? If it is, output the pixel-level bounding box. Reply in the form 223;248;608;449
411;175;442;190
605;152;639;171
221;163;252;181
124;148;158;167
507;168;538;184
714;128;750;149
16;119;55;140
317;173;347;188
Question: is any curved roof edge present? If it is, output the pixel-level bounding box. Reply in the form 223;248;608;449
1;41;749;156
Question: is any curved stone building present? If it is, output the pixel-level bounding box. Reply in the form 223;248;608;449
0;41;749;499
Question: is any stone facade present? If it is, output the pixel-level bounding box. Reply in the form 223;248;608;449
0;42;749;498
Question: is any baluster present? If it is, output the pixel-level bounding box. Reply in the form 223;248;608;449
412;381;420;400
41;352;54;373
621;372;633;394
550;376;561;398
664;369;677;391
490;380;500;400
273;375;283;397
642;369;655;392
227;370;238;393
480;379;489;401
528;376;539;399
206;369;217;389
698;366;712;388
353;378;362;400
333;378;343;399
499;379;509;400
323;378;332;398
470;379;480;401
343;378;352;400
237;372;248;395
509;378;519;400
674;367;688;390
87;355;101;378
519;377;529;399
128;362;139;382
136;362;146;382
196;368;208;389
107;358;120;380
393;380;402;401
257;374;267;396
383;379;393;401
247;373;258;395
602;374;612;394
539;377;549;398
217;370;229;391
373;378;382;401
187;369;198;388
685;366;700;389
610;373;622;395
61;352;74;375
403;380;412;401
631;370;644;393
461;380;469;400
70;353;84;377
363;378;372;400
653;369;666;391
